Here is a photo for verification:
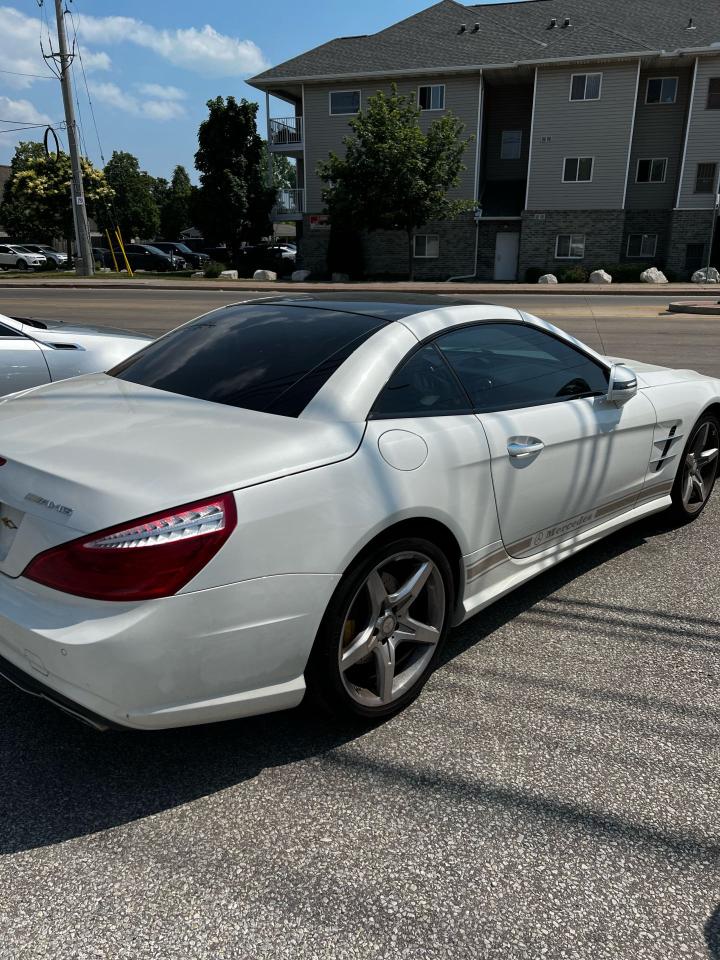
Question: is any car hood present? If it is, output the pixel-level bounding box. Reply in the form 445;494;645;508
22;318;151;344
608;357;708;388
0;374;363;575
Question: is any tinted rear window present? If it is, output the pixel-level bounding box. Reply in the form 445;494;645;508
110;304;387;417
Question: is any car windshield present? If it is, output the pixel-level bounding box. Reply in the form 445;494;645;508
110;303;387;417
173;243;192;254
11;246;32;253
143;245;167;255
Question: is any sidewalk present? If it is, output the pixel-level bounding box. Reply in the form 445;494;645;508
1;276;719;297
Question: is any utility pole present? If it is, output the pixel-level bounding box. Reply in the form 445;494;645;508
53;0;94;277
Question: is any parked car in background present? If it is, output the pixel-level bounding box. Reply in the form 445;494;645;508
21;244;69;269
0;311;150;397
0;244;47;271
267;242;297;261
92;247;112;268
98;244;184;272
235;243;294;277
153;242;210;269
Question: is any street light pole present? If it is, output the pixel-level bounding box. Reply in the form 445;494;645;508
53;0;94;277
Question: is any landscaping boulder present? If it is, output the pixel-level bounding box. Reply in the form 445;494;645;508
538;274;558;284
590;269;612;284
291;269;311;282
219;269;238;280
691;267;720;283
640;267;668;284
331;272;350;283
253;269;277;281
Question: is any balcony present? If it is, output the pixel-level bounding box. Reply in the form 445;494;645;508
272;188;305;220
269;117;303;151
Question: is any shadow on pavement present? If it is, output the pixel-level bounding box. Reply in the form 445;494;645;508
706;904;720;959
0;510;712;856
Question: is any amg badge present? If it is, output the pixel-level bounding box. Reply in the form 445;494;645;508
24;493;73;518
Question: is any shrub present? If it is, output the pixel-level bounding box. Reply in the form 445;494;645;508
204;261;226;278
557;265;588;283
524;267;544;283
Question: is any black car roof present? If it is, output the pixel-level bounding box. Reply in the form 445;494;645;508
228;294;484;323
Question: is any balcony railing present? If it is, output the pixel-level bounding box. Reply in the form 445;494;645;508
272;188;305;217
269;116;304;147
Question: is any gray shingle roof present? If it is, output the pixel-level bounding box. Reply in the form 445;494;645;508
249;0;720;86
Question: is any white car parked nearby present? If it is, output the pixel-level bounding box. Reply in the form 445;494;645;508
0;244;46;270
0;297;717;731
0;312;151;396
21;244;69;268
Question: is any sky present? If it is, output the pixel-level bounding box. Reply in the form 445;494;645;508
0;0;521;181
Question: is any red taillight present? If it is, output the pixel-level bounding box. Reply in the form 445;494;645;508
23;493;237;601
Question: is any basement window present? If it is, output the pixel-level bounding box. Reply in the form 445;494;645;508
555;234;585;259
414;235;440;258
627;234;657;258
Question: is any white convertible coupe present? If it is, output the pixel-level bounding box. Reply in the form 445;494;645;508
0;297;716;730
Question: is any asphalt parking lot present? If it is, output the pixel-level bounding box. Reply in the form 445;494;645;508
0;288;719;959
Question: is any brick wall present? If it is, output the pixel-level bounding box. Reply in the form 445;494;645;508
666;210;715;279
621;210;672;265
518;209;626;279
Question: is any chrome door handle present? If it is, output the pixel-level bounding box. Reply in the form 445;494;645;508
507;439;545;459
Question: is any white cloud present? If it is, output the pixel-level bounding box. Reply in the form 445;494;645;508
90;82;186;121
135;83;186;101
0;96;53;151
0;7;110;90
75;14;268;76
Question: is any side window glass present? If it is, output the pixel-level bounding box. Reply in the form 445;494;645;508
435;323;609;413
0;323;23;338
371;344;470;418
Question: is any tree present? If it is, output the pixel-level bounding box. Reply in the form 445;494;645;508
0;140;113;247
194;97;275;259
262;145;296;191
318;86;472;280
159;165;193;239
100;151;160;240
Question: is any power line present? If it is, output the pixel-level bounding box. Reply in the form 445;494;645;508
0;67;53;80
66;2;106;165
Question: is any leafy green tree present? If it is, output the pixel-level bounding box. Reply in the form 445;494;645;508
100;151;160;240
262;145;296;191
159;165;193;238
318;86;471;280
194;96;275;258
0;140;112;247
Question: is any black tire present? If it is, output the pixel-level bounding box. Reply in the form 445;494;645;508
305;535;454;721
15;259;27;271
667;412;720;524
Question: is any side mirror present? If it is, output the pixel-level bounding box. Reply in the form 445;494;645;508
607;363;638;406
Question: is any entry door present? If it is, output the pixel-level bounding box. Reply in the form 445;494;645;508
493;233;519;281
0;324;51;396
434;321;656;556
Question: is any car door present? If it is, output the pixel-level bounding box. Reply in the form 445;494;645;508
0;321;51;396
435;321;657;557
0;245;13;267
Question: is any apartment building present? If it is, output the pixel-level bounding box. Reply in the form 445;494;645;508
249;0;720;280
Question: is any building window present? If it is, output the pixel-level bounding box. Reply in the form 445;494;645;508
645;77;678;104
570;73;602;101
563;157;593;182
695;162;718;194
418;85;445;111
413;235;440;258
500;130;522;160
555;234;585;259
636;158;667;183
707;78;720;109
329;90;361;115
627;234;657;258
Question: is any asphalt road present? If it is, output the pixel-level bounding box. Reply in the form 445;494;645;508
0;287;719;959
1;286;720;375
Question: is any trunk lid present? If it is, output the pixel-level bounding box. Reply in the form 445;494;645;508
0;374;363;576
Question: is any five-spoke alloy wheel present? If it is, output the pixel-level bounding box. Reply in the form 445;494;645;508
307;537;453;720
670;413;719;522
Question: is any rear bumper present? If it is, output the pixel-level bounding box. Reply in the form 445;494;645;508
0;572;340;730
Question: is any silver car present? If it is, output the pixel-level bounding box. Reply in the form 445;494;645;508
0;245;46;271
21;244;69;268
0;312;151;396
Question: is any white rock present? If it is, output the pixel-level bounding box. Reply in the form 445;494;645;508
219;269;238;280
538;274;558;284
692;267;720;283
640;267;668;284
590;269;612;284
331;272;350;283
252;269;277;281
291;269;311;282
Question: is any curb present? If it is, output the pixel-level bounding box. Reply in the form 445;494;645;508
668;300;720;315
3;279;720;297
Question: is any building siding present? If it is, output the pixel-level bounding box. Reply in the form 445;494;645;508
625;66;692;210
482;84;533;183
526;61;639;210
302;74;481;212
677;55;720;209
